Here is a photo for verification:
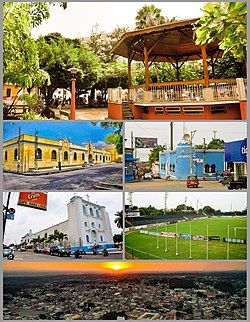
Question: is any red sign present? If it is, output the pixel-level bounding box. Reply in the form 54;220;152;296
17;192;48;211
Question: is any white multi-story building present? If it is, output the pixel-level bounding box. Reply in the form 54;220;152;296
21;196;114;247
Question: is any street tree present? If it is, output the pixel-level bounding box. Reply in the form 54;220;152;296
148;145;166;167
195;2;247;60
37;33;102;116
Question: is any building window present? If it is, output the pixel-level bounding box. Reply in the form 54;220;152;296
84;222;87;227
73;152;77;161
98;224;101;229
51;150;57;160
64;151;68;160
211;164;216;173
91;222;95;228
95;155;98;161
14;148;18;160
82;205;87;215
173;164;175;173
100;155;102;161
4;150;8;161
89;208;94;216
6;88;11;98
44;233;47;239
96;209;100;217
161;163;165;171
204;164;210;173
82;153;85;161
100;235;103;242
86;235;89;243
36;148;42;160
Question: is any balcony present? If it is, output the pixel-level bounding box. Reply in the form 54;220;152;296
108;78;246;105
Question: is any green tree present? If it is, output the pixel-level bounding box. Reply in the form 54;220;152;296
207;138;224;149
175;204;187;213
135;4;171;29
37;33;102;115
148;145;166;167
93;122;123;154
202;205;216;215
114;211;123;229
195;2;247;59
113;233;123;243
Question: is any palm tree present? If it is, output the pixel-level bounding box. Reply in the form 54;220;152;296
30;236;45;247
135;5;166;29
135;5;176;29
57;232;68;246
114;211;123;229
46;233;55;246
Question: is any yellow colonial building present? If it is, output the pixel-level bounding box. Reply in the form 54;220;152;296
3;134;121;173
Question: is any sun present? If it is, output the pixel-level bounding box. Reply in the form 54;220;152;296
111;264;122;271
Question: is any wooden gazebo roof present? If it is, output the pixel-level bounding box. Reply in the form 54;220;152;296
112;18;223;63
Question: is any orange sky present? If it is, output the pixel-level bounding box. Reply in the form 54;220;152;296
3;261;246;275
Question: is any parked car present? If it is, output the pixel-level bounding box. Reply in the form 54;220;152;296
3;247;12;257
186;174;199;188
228;176;247;190
143;172;152;180
18;247;27;252
41;246;50;254
33;246;43;253
50;246;71;257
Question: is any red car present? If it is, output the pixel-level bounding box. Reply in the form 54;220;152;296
186;175;199;188
41;246;50;254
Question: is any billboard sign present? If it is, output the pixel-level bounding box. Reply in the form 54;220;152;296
135;137;158;148
17;192;48;211
225;138;247;163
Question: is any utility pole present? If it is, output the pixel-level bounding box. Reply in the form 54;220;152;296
164;192;168;214
213;130;217;139
128;192;133;206
170;122;173;150
3;192;11;240
184;196;188;211
189;130;197;174
17;127;21;172
203;138;206;178
196;199;199;212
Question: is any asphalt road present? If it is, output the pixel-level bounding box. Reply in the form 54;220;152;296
5;250;123;262
3;164;122;191
125;179;241;191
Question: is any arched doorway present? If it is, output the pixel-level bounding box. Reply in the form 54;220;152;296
89;154;93;163
103;155;105;163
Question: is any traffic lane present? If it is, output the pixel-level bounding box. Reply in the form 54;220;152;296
125;179;233;191
8;250;122;262
3;164;122;190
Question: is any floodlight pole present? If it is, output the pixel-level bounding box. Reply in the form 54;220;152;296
156;221;159;249
175;222;178;256
165;222;168;252
227;225;230;260
206;224;209;260
189;223;192;259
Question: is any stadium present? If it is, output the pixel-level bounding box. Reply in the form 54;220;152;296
125;213;247;260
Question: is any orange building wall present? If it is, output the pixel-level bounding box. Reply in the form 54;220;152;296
130;103;242;120
3;84;20;100
108;103;123;120
240;101;247;120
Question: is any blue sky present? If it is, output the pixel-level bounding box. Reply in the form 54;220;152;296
3;121;120;146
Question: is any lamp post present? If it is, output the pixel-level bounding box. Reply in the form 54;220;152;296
68;67;79;120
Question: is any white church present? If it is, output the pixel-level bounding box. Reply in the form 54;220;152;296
21;196;114;248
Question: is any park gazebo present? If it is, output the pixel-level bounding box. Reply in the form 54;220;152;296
108;18;246;120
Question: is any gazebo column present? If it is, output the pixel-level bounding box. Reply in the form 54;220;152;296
143;45;150;91
127;49;132;101
200;45;209;87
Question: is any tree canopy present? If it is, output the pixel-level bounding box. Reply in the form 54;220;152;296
195;2;247;59
135;4;175;29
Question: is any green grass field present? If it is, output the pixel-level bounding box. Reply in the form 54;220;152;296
125;217;247;260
